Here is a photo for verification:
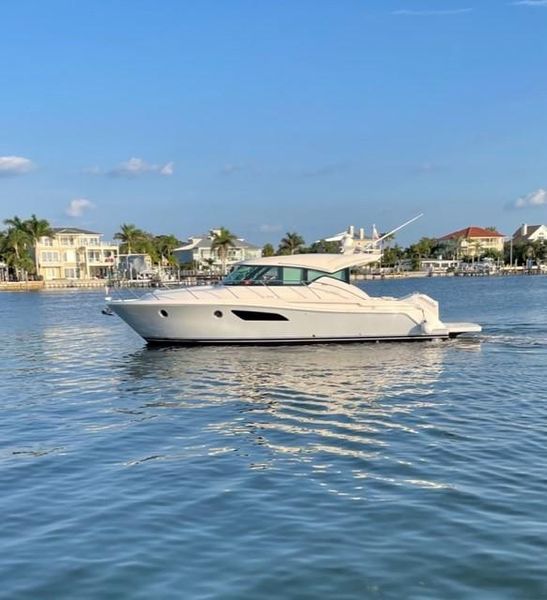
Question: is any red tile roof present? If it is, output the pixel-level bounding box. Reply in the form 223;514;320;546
438;226;504;241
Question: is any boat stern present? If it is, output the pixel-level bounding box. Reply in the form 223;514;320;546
445;322;482;338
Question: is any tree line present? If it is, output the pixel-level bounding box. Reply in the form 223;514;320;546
262;232;339;257
113;223;181;265
264;232;547;269
382;236;547;269
2;215;545;281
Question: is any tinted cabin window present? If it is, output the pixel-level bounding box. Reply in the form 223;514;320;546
223;265;348;285
232;310;288;321
331;268;350;283
224;265;256;284
282;267;303;284
255;266;280;283
224;265;281;285
306;269;327;283
305;268;350;283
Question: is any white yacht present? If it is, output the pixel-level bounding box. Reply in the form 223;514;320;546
107;251;481;344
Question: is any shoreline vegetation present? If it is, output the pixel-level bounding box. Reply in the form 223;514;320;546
1;214;546;291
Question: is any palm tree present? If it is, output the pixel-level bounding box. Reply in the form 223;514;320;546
525;244;536;266
0;230;7;277
3;215;26;233
278;232;305;255
23;214;54;275
153;234;181;266
211;227;237;274
262;243;275;257
446;236;465;260
3;227;32;280
3;217;26;258
308;239;340;254
24;214;53;243
381;244;404;268
3;216;32;280
535;240;547;263
114;223;147;254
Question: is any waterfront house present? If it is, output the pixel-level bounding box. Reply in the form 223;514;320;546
173;230;261;271
322;225;377;252
512;223;547;244
34;227;119;281
437;226;505;258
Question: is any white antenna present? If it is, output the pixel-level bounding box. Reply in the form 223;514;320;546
373;213;423;247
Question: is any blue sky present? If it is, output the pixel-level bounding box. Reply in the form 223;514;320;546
1;0;547;246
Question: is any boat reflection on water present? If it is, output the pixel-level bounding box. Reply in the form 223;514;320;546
117;340;483;496
124;341;453;400
124;339;476;438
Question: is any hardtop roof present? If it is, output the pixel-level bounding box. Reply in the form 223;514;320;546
238;252;381;274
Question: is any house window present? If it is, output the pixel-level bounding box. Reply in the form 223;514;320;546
41;251;60;262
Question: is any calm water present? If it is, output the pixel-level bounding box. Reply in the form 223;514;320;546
1;276;546;599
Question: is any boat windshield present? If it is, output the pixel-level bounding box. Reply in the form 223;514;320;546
223;265;349;286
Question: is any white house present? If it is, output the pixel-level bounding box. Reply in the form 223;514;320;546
173;230;262;270
322;225;376;252
512;224;547;244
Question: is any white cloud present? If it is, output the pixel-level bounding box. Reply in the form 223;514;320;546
513;1;547;6
160;161;174;176
66;198;95;217
392;8;472;16
0;155;34;176
513;188;547;209
105;157;174;177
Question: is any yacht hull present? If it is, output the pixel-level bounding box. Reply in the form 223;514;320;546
108;300;479;344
